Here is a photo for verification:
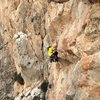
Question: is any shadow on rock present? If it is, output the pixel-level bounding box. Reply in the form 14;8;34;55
66;94;75;100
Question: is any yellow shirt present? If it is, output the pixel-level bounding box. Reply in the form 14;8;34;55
48;47;53;57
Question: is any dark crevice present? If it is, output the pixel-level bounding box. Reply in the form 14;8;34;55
40;81;49;100
66;94;75;100
48;0;69;3
12;72;24;85
89;0;100;3
40;81;49;92
82;23;87;31
41;39;44;60
41;38;46;80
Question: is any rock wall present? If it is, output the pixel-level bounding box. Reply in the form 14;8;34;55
0;0;100;100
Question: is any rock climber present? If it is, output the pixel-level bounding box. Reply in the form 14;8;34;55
47;45;58;63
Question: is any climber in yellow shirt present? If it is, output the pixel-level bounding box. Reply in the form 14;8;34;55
47;46;58;63
48;46;53;57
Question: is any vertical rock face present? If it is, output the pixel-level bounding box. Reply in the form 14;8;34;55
14;32;43;84
0;0;100;100
0;33;15;100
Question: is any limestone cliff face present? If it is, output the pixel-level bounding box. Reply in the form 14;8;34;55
0;0;100;100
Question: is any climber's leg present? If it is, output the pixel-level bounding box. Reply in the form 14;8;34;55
55;56;58;62
50;55;53;63
53;51;58;62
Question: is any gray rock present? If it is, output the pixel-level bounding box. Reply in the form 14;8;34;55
24;90;31;97
15;32;44;83
31;87;42;98
14;96;21;100
22;96;32;100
